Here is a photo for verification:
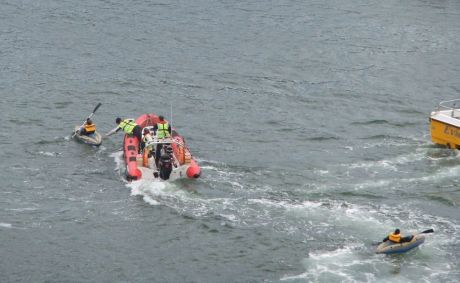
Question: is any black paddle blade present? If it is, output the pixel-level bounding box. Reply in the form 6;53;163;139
92;103;102;113
421;229;434;234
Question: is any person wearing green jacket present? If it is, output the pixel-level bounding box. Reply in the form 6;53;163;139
106;117;143;152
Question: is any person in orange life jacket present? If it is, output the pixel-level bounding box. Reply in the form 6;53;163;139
382;229;414;243
106;117;143;152
79;118;96;135
153;115;172;167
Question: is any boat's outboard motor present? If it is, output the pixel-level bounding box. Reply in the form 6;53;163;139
159;154;172;180
164;145;174;157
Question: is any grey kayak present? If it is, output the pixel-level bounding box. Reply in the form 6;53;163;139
376;234;425;254
73;126;102;146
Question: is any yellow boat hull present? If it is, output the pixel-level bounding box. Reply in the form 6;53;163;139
430;118;460;149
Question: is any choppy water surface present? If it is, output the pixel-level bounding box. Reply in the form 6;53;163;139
1;0;460;282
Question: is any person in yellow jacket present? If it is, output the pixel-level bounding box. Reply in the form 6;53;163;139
105;117;143;151
153;115;171;139
153;115;172;167
382;229;414;243
79;118;97;135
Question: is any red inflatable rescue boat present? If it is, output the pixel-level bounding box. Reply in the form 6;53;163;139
123;113;201;181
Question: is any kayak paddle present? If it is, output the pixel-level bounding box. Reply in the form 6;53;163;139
419;228;434;234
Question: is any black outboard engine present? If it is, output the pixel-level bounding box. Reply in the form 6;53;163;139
164;145;174;157
158;154;172;180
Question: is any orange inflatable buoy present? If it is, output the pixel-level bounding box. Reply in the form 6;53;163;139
186;159;201;178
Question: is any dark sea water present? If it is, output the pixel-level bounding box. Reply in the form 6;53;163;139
1;0;460;282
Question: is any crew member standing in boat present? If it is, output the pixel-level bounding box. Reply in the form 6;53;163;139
382;229;413;243
105;117;143;151
153;115;171;167
142;128;155;157
79;118;96;136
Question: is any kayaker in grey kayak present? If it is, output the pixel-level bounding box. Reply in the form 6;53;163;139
382;229;413;243
79;118;97;136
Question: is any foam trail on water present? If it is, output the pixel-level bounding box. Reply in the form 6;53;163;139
127;179;168;206
349;163;460;192
110;151;124;170
110;151;129;183
38;151;60;157
0;223;12;228
345;150;427;171
281;244;378;282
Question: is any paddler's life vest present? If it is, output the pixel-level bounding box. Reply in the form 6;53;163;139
119;119;137;134
84;123;96;134
388;233;401;243
156;122;170;139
